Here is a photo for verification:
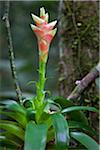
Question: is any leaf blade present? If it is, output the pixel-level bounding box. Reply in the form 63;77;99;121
51;113;69;150
71;132;99;150
0;135;20;147
68;121;97;136
0;111;27;127
24;121;47;150
52;97;89;125
0;131;23;146
0;100;26;114
0;120;24;140
62;106;98;114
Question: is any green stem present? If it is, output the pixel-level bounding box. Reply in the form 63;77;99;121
36;58;46;108
39;61;45;89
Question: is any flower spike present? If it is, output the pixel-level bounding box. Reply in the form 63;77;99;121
30;7;57;106
31;7;57;63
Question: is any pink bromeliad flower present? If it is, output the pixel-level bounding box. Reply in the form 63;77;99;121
31;7;57;62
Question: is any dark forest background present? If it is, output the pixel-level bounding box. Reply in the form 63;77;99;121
0;1;59;96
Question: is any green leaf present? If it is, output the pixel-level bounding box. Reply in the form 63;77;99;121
39;112;52;129
68;121;97;136
0;111;27;127
0;138;18;149
52;97;88;125
0;100;26;115
47;99;62;111
23;98;35;109
0;135;20;148
51;97;72;109
71;132;99;150
0;131;23;146
26;108;36;121
0;120;24;140
62;106;98;114
24;121;48;150
51;113;69;150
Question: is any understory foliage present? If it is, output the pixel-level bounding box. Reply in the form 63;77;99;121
0;7;99;150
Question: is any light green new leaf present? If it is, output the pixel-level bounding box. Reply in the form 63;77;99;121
71;132;99;150
24;121;48;150
62;106;98;114
51;113;69;150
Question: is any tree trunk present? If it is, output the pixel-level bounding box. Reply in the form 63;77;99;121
58;0;99;99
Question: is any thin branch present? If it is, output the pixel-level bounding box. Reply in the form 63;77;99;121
67;63;99;101
2;1;22;103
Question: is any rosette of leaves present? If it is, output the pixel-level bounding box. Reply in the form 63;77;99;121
0;97;98;150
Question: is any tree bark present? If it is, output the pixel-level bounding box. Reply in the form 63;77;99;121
58;0;99;98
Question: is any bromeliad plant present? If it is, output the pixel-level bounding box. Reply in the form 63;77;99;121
0;7;99;150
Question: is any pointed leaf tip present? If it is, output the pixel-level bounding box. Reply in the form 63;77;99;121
45;13;49;22
46;20;57;30
30;24;39;31
31;13;44;24
50;28;57;36
40;7;45;17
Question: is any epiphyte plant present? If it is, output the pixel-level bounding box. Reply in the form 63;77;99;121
0;7;99;150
